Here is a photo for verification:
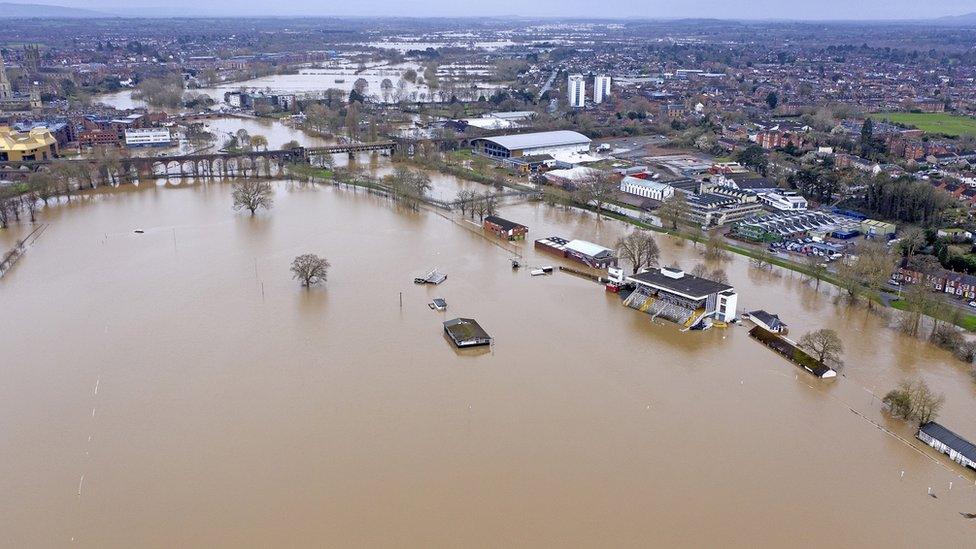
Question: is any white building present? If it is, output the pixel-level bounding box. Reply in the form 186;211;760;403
613;266;738;324
593;75;611;104
568;74;586;108
124;128;172;147
471;130;591;160
759;191;808;211
619;176;674;201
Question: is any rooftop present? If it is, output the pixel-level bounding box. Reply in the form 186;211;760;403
474;130;591;151
443;318;492;347
629;267;733;299
484;215;527;232
919;422;976;462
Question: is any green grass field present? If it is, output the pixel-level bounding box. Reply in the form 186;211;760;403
869;112;976;137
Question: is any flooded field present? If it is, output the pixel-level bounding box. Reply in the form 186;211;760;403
1;166;975;547
95;62;502;110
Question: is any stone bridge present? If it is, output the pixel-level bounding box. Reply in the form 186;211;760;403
0;141;398;180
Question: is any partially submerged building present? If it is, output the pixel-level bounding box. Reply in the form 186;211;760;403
748;326;837;379
917;422;976;471
749;310;788;334
535;236;617;269
483;216;528;241
443;318;492;348
615;266;737;326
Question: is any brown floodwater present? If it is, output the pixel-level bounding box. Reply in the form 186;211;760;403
1;167;975;547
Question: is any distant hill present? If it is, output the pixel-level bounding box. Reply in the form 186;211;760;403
0;2;105;18
936;12;976;24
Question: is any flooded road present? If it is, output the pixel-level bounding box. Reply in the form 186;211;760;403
1;171;975;547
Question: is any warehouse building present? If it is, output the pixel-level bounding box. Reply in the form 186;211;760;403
471;130;591;162
619;176;674;201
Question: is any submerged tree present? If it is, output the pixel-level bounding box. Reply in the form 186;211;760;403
232;181;274;215
882;379;944;424
615;230;660;274
291;254;331;287
798;328;844;368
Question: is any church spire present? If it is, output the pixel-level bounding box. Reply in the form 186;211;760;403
0;50;12;100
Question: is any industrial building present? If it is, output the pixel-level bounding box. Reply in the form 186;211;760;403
471;130;591;162
593;75;611;104
619;176;674;202
614;266;738;326
568;74;585;108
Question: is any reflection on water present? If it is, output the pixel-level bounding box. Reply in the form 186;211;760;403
1;170;975;547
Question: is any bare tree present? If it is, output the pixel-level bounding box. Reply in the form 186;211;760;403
291;254;331;287
899;226;926;259
690;263;709;278
804;254;827;289
709;268;729;285
232;181;274;215
454;189;475;217
615;230;660;274
898;283;936;337
703;230;727;260
384;167;431;211
882;379;945;424
750;248;775;271
658;191;688;230
471;191;498;222
572;171;617;216
855;241;896;309
798;328;844;367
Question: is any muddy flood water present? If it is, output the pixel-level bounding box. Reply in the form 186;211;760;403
2;160;976;547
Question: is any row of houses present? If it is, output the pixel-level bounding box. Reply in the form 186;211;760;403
894;256;976;300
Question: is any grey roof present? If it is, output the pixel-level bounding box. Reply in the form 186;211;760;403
443;318;492;346
473;130;591;152
919;422;976;462
750;310;786;329
629;269;733;299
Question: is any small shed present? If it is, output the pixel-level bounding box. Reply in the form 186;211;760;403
443;318;492;348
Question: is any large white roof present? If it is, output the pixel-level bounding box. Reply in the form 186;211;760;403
475;130;591;151
565;239;613;258
621;175;672;191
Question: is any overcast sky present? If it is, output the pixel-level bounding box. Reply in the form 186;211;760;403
27;0;976;19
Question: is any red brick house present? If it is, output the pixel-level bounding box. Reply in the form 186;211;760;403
483;216;528;241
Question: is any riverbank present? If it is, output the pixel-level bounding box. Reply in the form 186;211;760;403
398;156;976;333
